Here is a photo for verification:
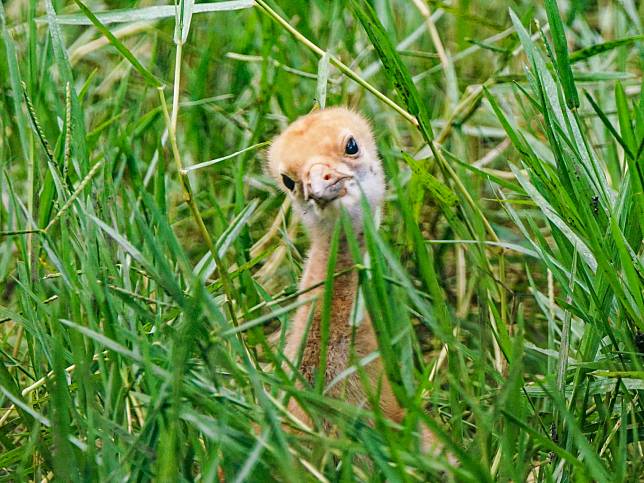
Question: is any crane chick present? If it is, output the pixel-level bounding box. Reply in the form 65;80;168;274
267;107;443;454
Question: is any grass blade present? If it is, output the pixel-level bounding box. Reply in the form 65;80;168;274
45;1;254;25
71;0;163;88
351;0;434;142
544;0;579;108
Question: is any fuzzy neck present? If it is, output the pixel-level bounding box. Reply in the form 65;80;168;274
298;228;362;329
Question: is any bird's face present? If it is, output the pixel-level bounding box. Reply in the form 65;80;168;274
267;108;384;233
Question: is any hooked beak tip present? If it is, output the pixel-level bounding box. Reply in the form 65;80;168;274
309;177;351;204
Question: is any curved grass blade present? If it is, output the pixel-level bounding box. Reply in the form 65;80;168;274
351;0;434;143
71;0;163;88
570;35;644;63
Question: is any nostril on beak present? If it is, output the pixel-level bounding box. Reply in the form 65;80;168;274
306;164;353;204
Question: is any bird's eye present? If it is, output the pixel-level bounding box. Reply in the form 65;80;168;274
281;173;296;191
345;136;359;156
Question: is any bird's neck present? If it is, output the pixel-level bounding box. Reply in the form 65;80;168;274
300;229;362;329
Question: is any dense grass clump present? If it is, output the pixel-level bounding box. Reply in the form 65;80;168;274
1;0;642;480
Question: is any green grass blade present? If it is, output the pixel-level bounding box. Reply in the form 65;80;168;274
71;0;163;88
544;0;579;109
351;0;434;142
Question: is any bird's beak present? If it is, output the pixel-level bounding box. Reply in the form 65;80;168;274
305;163;352;204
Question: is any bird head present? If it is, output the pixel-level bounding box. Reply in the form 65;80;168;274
267;107;385;234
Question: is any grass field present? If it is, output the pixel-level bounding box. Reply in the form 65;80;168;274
1;0;643;481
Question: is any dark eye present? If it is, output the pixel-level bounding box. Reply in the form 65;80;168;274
345;136;359;155
281;173;295;191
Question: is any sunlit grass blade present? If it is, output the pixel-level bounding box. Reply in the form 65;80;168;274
45;1;254;25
